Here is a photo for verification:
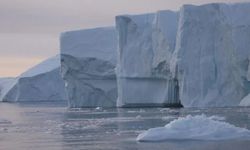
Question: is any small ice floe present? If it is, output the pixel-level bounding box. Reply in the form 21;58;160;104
0;127;8;132
128;110;137;113
95;107;102;111
137;114;250;142
160;108;171;112
136;115;142;119
139;109;146;113
0;119;12;124
168;109;179;113
161;116;176;121
208;115;226;121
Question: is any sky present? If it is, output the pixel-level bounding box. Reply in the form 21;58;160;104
0;0;249;77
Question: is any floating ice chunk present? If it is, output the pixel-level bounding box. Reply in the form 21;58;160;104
137;115;250;142
161;116;176;121
95;107;102;111
136;115;142;119
0;119;12;124
208;115;226;121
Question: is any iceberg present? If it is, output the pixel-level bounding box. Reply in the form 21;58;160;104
0;78;16;101
2;55;67;102
172;3;250;107
137;114;250;142
60;27;117;108
116;11;181;107
2;2;248;108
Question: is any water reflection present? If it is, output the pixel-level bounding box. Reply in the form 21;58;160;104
60;107;250;150
1;102;250;150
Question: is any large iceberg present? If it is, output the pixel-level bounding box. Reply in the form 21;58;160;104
2;56;67;102
137;114;250;141
172;3;250;107
116;11;181;107
2;2;248;108
60;27;117;108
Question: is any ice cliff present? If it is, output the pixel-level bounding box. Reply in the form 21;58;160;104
60;27;117;108
115;2;250;107
2;56;67;102
56;2;250;108
116;11;181;107
173;3;250;107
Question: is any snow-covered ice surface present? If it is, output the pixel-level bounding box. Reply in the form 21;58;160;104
1;102;250;150
60;27;117;108
137;114;250;142
2;56;67;102
173;3;250;107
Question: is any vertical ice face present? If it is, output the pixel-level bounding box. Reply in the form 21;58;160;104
2;56;67;102
247;56;250;82
60;27;118;108
173;3;250;107
116;11;180;107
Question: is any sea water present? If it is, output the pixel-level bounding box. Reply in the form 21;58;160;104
0;102;250;150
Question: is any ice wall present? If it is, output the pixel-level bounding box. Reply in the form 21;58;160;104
2;56;67;102
60;27;117;108
173;3;250;107
116;11;180;107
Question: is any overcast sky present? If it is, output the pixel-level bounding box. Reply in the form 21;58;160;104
0;0;249;77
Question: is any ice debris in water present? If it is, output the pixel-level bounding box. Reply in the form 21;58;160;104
95;107;102;110
137;114;250;142
0;119;12;124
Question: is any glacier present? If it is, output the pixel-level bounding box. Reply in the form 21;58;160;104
1;55;67;102
60;27;117;108
116;11;181;107
172;3;250;107
137;114;250;142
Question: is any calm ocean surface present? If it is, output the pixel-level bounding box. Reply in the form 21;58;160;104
0;102;250;150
